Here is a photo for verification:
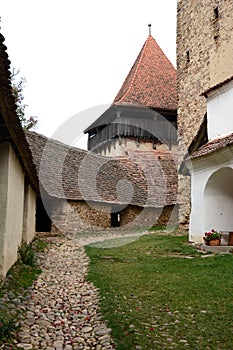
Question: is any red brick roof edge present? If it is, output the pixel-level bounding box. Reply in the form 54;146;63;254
191;133;233;159
201;75;233;97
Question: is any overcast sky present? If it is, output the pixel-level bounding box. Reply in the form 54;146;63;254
1;0;177;148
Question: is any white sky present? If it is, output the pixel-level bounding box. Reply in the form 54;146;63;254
1;0;177;149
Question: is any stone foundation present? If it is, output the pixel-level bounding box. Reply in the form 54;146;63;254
51;200;178;234
120;205;178;229
51;200;112;235
178;174;191;228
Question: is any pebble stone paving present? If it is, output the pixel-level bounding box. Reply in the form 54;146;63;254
1;229;147;350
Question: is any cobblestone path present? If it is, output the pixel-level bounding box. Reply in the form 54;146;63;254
3;235;116;350
2;229;147;350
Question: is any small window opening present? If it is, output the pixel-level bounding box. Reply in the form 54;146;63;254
214;33;219;42
214;6;219;20
213;6;220;43
111;212;121;227
186;51;190;64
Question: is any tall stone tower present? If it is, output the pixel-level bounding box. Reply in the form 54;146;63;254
177;0;233;224
85;34;177;156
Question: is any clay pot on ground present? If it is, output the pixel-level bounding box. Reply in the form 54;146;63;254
204;238;221;246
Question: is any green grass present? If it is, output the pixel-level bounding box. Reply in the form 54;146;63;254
85;233;233;350
149;225;178;232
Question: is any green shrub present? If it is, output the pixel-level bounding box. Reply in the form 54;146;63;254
0;313;17;341
34;239;48;252
18;242;35;266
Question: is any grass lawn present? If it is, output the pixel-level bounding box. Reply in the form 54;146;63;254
85;232;233;350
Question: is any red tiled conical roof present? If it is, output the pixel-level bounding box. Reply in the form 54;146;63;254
113;35;177;111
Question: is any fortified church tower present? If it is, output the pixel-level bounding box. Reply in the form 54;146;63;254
85;31;177;157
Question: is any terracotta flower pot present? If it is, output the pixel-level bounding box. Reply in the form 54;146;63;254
207;238;221;246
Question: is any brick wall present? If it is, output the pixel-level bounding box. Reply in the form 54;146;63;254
177;0;233;224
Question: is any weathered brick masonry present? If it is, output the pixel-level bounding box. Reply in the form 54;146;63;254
177;0;233;224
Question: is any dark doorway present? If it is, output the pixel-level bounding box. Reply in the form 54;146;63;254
36;197;51;232
111;211;121;227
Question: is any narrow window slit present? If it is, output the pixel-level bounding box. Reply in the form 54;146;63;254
214;6;219;20
186;51;190;64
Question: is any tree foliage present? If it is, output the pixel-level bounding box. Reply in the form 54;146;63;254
11;68;38;130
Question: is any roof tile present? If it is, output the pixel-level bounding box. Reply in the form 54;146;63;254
26;131;177;207
113;35;177;111
191;133;233;158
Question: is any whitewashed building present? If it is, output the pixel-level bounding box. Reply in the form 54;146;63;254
188;76;233;245
0;33;38;279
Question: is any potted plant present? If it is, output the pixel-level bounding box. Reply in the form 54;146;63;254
203;229;222;246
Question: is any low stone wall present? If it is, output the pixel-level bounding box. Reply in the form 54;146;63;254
51;200;112;235
120;205;178;228
120;205;144;227
157;204;179;228
51;200;178;234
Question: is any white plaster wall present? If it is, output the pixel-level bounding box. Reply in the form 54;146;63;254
98;138;152;157
23;184;36;243
0;143;25;277
98;138;174;157
204;167;233;231
189;152;233;242
0;143;9;275
207;81;233;140
189;169;208;242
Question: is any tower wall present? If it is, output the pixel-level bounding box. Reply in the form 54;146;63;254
177;0;233;147
177;0;233;226
95;138;176;157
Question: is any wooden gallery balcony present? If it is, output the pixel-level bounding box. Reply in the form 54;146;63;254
88;118;177;152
